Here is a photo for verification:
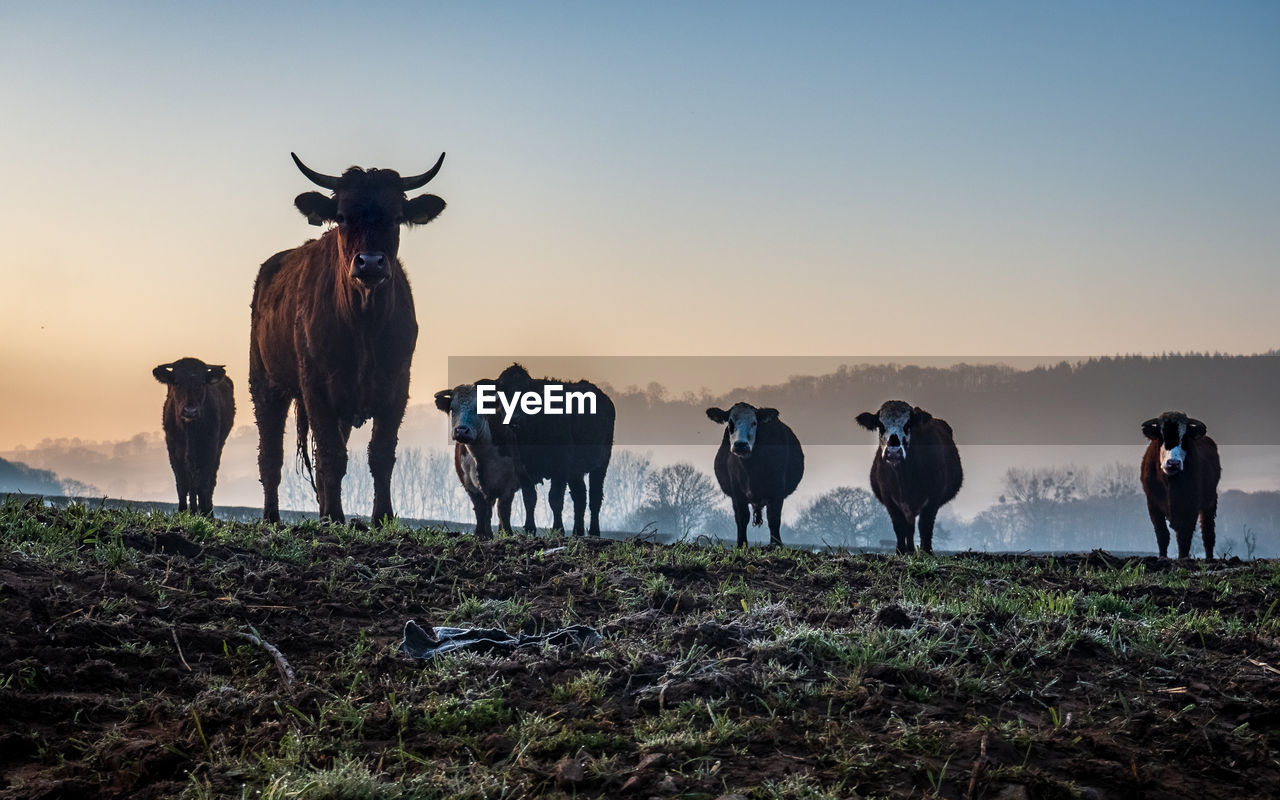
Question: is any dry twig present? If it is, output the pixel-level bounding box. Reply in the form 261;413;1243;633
236;628;295;688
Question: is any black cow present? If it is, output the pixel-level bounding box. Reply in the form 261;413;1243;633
706;402;804;548
856;400;962;554
435;383;525;538
1141;411;1221;559
153;358;235;516
492;364;615;537
250;152;446;524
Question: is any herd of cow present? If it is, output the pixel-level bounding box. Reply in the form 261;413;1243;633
149;155;1223;560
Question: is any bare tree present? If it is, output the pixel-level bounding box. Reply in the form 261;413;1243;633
791;486;888;549
629;462;719;538
600;449;651;529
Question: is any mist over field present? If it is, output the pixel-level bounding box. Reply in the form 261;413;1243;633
6;355;1279;555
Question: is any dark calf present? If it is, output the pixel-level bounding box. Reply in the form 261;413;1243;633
706;402;804;548
1141;411;1221;559
153;358;235;516
856;400;962;554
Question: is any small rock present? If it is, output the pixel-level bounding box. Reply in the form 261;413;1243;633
634;752;665;772
874;604;913;629
993;786;1029;800
554;753;587;786
1078;789;1105;800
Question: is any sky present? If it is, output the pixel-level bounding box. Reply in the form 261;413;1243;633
1;1;1278;451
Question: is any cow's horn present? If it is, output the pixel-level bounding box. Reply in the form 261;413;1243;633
291;153;340;190
400;153;446;191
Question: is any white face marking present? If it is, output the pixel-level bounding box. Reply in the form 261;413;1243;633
877;402;912;463
727;406;759;456
1160;419;1188;473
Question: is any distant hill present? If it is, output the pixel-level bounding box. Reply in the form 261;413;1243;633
0;456;87;495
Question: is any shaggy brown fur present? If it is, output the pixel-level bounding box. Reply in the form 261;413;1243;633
249;153;446;524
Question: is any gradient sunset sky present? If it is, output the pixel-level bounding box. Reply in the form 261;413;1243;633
2;1;1277;450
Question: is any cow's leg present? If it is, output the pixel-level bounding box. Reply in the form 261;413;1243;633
1147;502;1171;558
917;505;939;554
307;406;348;524
1172;516;1195;559
766;501;784;548
251;388;290;523
568;474;587;537
466;486;491;538
197;485;213;517
520;482;538;534
587;465;607;537
1199;500;1217;560
368;417;402;526
886;505;915;554
732;496;750;548
497;492;514;534
171;454;190;511
548;478;567;534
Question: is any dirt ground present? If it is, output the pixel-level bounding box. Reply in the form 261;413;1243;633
1;503;1278;799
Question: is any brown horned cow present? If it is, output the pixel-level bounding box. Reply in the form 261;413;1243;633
153;357;235;516
250;152;446;524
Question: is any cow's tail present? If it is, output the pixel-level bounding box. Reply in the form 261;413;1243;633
294;402;316;492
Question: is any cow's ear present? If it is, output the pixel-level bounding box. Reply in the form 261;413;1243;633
1186;418;1208;438
855;412;881;431
205;365;227;384
433;390;454;412
404;194;446;226
295;192;337;226
911;407;933;425
1140;418;1161;440
153;364;174;384
756;407;779;424
706;407;729;425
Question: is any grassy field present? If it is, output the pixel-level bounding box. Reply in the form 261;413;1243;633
1;499;1278;799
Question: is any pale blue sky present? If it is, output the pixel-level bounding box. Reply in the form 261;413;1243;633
1;1;1277;447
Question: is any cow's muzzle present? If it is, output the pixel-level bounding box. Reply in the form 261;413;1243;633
1162;459;1183;476
453;426;476;444
731;442;752;458
180;406;201;422
352;252;390;288
883;445;906;465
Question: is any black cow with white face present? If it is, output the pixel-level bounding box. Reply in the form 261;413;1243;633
856;400;962;554
1140;411;1221;559
706;402;804;548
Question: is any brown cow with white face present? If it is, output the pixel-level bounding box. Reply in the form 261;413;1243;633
856;400;962;554
250;152;446;524
153;357;235;516
434;383;526;538
1141;411;1221;559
